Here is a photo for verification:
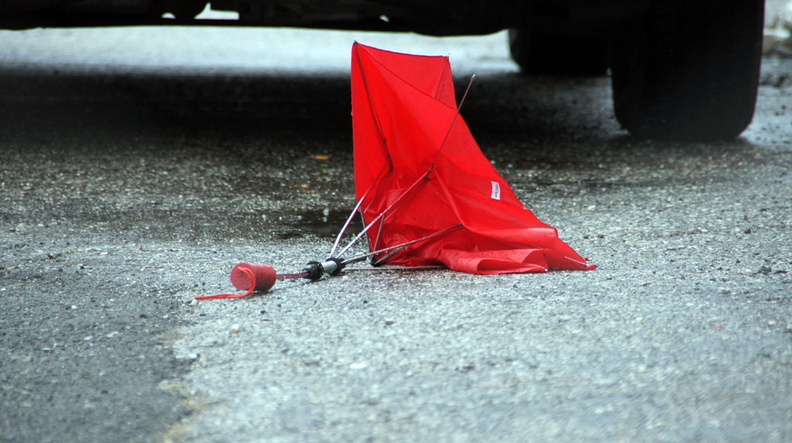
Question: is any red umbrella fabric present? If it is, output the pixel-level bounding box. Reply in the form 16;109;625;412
351;42;595;273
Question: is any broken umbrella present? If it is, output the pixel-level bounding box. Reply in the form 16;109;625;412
197;42;594;300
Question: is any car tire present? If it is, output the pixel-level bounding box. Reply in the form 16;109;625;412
611;0;764;140
509;29;609;76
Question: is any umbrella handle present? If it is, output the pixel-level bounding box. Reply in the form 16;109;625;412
195;259;346;300
195;263;277;300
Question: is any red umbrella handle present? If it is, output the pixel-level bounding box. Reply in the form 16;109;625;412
195;263;277;300
195;259;345;300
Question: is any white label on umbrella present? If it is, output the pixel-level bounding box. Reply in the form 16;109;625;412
490;181;501;200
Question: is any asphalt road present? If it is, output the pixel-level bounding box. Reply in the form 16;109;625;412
1;27;791;442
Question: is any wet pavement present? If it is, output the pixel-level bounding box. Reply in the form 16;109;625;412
1;28;791;441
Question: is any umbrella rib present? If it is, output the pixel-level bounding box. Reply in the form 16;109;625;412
327;181;374;260
342;223;463;265
431;74;476;166
335;168;430;259
358;164;389;216
326;196;366;261
344;265;445;272
371;223;462;265
328;164;388;260
372;215;385;254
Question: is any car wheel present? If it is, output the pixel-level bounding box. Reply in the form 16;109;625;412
509;29;609;76
611;0;764;140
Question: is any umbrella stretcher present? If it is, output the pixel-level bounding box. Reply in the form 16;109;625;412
198;42;595;300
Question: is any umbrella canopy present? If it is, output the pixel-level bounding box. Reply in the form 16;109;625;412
351;42;595;273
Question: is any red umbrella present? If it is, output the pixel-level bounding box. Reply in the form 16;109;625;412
197;43;594;300
346;42;594;274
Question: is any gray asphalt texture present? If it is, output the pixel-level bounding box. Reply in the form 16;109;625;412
1;28;791;442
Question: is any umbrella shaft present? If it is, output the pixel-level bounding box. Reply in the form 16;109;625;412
276;271;309;279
